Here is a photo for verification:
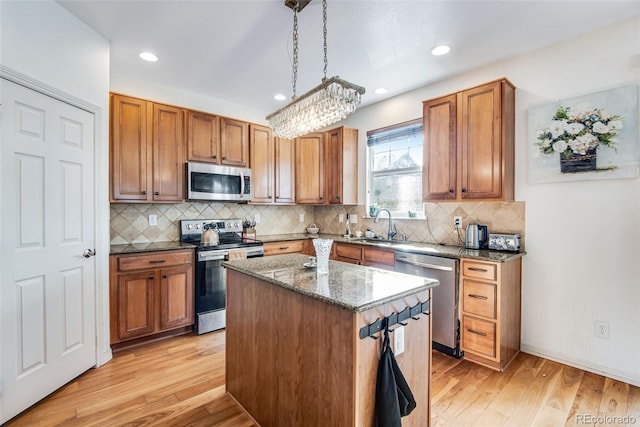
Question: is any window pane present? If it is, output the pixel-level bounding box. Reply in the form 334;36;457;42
371;172;423;213
371;135;422;172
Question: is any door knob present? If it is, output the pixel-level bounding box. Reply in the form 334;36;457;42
83;248;96;258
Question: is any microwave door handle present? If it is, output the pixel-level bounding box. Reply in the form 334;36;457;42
239;171;245;197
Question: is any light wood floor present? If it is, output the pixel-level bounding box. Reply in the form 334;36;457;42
5;331;639;426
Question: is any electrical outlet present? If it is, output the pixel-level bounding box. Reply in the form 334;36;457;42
148;215;157;226
454;216;462;229
299;214;304;223
350;214;357;224
254;214;261;223
339;214;344;222
394;326;405;355
595;320;610;339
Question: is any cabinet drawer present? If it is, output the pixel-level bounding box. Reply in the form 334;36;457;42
463;280;496;319
117;250;193;272
334;243;362;261
362;247;394;266
462;260;497;281
264;240;305;256
462;316;496;358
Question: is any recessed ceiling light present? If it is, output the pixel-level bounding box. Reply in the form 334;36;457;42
431;45;450;56
274;94;287;101
139;52;158;62
374;88;388;95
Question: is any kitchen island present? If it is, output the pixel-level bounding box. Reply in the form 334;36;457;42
223;253;439;427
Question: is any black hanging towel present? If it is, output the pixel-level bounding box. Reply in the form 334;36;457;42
375;322;417;427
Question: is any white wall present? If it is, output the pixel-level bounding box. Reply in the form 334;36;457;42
0;0;112;366
343;17;640;385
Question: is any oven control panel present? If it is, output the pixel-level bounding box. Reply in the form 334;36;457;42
180;218;243;239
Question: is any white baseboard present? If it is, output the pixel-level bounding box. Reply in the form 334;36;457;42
521;344;640;387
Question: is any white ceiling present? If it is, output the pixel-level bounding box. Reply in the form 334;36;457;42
58;0;639;119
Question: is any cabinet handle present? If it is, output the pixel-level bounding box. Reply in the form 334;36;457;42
163;274;168;279
149;260;166;264
279;246;289;250
462;188;467;193
154;191;160;196
467;328;486;337
449;189;454;193
222;156;227;160
468;294;488;300
337;195;340;201
468;267;487;272
319;197;323;200
149;275;154;280
212;155;217;159
141;191;147;195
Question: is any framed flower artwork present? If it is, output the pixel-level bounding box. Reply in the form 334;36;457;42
527;84;638;184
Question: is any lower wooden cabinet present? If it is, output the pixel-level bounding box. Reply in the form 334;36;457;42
263;240;307;256
330;242;395;271
109;249;194;346
460;257;522;371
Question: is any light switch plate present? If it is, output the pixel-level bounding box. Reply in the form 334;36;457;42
338;214;344;222
254;214;261;223
148;215;157;226
299;214;304;223
350;214;357;224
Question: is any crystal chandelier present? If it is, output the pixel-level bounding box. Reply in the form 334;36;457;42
266;0;365;139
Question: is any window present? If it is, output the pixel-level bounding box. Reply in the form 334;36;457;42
366;119;423;219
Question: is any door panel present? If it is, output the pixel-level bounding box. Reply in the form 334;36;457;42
1;79;96;423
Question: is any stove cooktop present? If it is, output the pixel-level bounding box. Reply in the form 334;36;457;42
180;218;263;252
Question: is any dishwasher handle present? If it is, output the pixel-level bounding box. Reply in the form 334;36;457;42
395;256;454;272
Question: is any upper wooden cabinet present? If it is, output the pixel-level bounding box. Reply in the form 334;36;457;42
295;126;359;205
187;113;249;167
295;132;325;204
220;117;249;167
325;127;358;205
110;94;184;203
274;137;296;204
422;79;515;202
187;111;220;163
250;124;274;203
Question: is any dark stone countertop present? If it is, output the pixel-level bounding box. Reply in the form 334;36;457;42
257;233;525;263
223;253;438;313
110;241;196;255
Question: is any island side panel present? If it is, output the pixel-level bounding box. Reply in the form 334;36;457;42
226;269;355;426
354;289;431;427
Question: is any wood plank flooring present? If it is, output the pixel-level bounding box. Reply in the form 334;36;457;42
5;332;639;426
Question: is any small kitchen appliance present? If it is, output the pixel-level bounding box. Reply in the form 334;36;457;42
186;162;251;202
180;218;264;334
488;233;521;252
465;224;488;249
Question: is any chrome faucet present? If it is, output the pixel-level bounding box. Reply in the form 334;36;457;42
373;209;397;241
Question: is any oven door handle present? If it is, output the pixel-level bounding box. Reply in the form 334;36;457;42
198;252;227;262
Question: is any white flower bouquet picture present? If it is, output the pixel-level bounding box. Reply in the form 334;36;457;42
528;84;638;183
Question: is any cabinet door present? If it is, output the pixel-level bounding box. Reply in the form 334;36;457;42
152;103;184;201
187;111;219;163
116;270;155;341
250;124;274;203
111;94;150;201
325;127;358;205
220;118;249;167
295;133;325;204
459;81;502;199
422;94;457;201
275;138;296;204
159;265;194;330
325;127;343;204
263;240;305;256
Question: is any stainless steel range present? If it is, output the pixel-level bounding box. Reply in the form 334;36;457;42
180;218;264;334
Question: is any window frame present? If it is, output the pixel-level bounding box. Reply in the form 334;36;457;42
366;118;424;219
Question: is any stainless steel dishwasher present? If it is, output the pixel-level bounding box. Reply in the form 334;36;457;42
394;252;462;358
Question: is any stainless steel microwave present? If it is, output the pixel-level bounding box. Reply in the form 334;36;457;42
186;162;251;202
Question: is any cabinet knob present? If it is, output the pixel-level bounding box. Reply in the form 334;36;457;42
212;155;217;159
461;188;467;193
319;197;323;200
337;195;340;201
149;275;154;280
141;191;147;195
154;191;160;196
222;156;227;160
163;274;168;279
449;189;454;193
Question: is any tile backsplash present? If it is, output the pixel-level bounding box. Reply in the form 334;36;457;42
111;201;525;249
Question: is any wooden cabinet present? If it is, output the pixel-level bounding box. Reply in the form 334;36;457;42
263;240;307;256
250;127;296;205
325;127;358;205
295;133;325;204
220;117;249;167
460;257;521;371
330;242;395;271
295;126;359;205
109;249;194;346
422;79;515;202
187;110;220;163
110;94;184;202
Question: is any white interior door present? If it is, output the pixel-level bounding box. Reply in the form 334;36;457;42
0;78;97;423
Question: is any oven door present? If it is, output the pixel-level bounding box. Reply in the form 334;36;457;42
195;250;227;334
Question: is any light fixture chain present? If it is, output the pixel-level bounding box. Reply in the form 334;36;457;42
322;0;328;79
292;2;299;99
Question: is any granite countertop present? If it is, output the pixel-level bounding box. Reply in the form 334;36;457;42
110;241;196;255
258;233;525;262
223;253;438;313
